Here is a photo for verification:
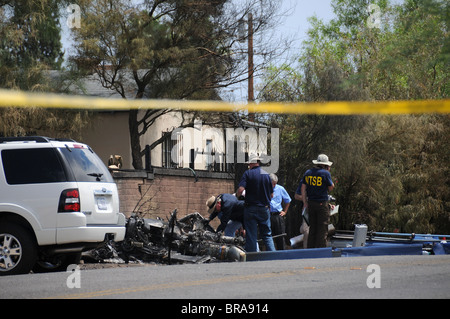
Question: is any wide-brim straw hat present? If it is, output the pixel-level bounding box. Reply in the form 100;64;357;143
312;154;333;166
206;196;218;214
246;153;261;164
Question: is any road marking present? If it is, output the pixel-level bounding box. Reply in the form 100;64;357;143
47;258;450;299
47;265;366;299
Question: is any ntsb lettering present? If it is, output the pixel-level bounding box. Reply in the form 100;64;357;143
304;175;322;186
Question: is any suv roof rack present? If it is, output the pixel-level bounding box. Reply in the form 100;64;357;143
0;136;77;143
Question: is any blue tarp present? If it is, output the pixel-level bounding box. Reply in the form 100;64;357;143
432;242;450;255
338;243;423;257
245;243;426;261
246;247;333;261
245;232;449;261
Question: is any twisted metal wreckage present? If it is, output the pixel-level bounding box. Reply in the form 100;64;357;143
83;210;247;265
83;200;450;265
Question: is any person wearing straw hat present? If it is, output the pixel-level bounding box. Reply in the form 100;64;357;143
236;154;276;252
205;194;244;236
300;154;335;248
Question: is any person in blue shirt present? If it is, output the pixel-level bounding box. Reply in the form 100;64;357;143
236;154;276;252
205;193;244;237
269;174;291;250
301;154;335;248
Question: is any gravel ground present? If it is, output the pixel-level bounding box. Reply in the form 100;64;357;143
78;259;162;270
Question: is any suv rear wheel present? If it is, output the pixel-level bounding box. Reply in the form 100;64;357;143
0;223;37;276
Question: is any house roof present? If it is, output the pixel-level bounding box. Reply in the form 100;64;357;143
46;69;270;129
47;69;138;99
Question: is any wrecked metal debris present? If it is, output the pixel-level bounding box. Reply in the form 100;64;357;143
83;210;246;265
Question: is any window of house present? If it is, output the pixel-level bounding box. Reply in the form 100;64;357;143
162;132;183;168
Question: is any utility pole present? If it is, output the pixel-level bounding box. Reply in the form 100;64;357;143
248;13;255;121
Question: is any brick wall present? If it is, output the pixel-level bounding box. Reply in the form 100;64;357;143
112;169;235;225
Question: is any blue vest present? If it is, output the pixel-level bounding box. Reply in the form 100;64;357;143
302;167;333;202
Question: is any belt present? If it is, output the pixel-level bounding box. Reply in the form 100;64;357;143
271;211;281;215
308;200;329;206
245;203;269;208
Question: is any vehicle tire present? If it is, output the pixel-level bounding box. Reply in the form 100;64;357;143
33;252;82;273
0;223;38;276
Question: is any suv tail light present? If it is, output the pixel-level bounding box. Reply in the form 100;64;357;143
58;188;80;212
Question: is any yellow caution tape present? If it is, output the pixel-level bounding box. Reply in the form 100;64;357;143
0;89;448;114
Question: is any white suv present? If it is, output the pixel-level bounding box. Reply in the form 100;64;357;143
0;136;126;275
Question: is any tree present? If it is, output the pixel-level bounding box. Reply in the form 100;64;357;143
0;0;88;138
259;0;449;234
70;0;285;169
370;0;449;100
0;0;64;89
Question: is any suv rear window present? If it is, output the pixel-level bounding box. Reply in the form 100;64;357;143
1;148;67;185
59;147;113;183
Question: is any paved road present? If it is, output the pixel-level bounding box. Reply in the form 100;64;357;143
1;255;449;302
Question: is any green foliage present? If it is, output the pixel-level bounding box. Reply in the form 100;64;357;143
0;0;88;139
71;0;229;100
0;0;64;89
260;0;450;234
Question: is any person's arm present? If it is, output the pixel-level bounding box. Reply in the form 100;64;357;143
208;210;219;222
280;187;291;216
295;179;303;201
280;202;290;216
236;186;245;198
301;183;307;208
236;170;248;198
326;169;334;192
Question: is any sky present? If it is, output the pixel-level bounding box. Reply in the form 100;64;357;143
277;0;335;59
61;0;337;102
228;0;336;102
